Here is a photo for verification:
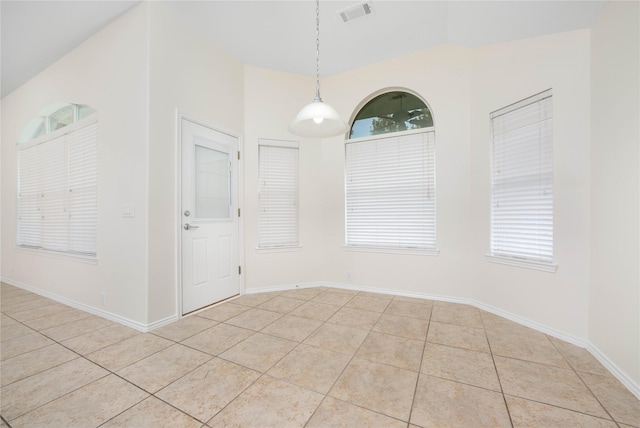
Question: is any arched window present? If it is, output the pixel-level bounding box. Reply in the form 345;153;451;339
19;103;96;143
17;103;98;257
349;91;433;139
345;90;437;253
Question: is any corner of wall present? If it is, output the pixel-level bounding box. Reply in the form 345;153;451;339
589;0;640;389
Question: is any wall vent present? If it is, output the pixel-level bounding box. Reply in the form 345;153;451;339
338;1;374;23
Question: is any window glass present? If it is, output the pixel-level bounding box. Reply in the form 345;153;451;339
48;104;75;132
194;144;230;219
78;104;96;120
19;104;97;142
350;91;433;139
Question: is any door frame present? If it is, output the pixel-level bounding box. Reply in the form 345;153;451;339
175;110;244;318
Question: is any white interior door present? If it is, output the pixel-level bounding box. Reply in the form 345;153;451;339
181;118;239;315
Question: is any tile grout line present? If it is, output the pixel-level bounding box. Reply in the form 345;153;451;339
301;293;425;426
547;337;621;426
2;291;181;425
479;310;515;428
206;290;358;426
0;415;12;428
151;304;282;427
301;293;360;427
406;300;433;426
97;310;264;427
480;311;515;427
302;291;366;427
92;322;221;426
202;291;332;425
6;319;151;423
483;316;628;426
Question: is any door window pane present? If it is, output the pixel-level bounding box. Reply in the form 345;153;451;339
194;144;230;219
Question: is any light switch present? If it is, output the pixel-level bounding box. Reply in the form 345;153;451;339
123;203;135;218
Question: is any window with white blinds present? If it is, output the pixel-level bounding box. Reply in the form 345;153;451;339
345;131;436;252
17;115;98;256
490;90;555;270
258;140;299;249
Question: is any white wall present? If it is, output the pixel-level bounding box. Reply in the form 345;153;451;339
320;45;474;299
146;3;245;324
1;4;150;325
317;33;593;342
242;46;474;300
469;30;592;340
243;66;327;290
590;1;640;386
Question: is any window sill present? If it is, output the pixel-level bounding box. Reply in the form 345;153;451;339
15;246;98;265
255;245;302;254
343;245;440;256
486;254;557;273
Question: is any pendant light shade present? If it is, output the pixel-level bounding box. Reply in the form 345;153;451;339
289;0;347;138
289;97;347;138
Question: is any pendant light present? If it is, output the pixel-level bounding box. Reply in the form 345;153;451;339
289;0;348;138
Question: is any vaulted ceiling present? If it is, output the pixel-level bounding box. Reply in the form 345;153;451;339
1;0;609;98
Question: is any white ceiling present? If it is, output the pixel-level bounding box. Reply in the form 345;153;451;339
1;0;609;98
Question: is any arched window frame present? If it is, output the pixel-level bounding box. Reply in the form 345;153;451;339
16;103;98;260
344;89;438;255
348;88;434;140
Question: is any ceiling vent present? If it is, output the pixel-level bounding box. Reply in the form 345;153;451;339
338;1;374;23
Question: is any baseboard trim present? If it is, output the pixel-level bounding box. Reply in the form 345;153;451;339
146;314;179;331
244;281;324;294
246;280;640;399
587;342;640;399
1;277;156;332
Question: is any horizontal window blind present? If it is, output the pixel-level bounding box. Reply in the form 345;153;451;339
345;131;436;250
490;90;553;263
17;118;98;256
258;141;299;248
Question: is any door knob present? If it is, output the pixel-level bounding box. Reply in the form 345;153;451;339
184;223;200;230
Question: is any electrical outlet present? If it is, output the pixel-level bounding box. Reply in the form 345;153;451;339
346;272;352;280
100;292;106;306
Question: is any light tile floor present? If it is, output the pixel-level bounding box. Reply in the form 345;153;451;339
1;283;638;427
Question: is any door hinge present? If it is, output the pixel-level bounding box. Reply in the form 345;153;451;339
238;208;241;217
238;266;242;275
237;151;241;160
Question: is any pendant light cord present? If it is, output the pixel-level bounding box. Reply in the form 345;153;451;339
314;0;322;102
